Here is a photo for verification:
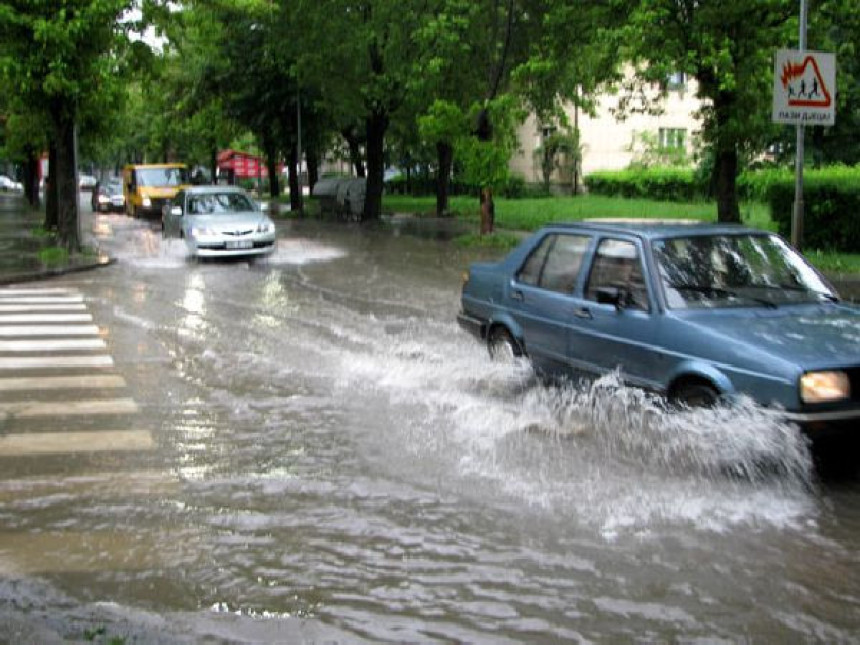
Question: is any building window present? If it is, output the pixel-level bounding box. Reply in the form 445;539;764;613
659;128;687;150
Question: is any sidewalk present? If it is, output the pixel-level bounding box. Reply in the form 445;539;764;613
0;192;113;285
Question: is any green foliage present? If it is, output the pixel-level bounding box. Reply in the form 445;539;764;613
585;168;706;202
766;166;860;252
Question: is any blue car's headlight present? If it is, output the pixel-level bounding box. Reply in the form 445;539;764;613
800;371;850;403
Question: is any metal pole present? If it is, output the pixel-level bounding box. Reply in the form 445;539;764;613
296;82;303;214
792;0;808;249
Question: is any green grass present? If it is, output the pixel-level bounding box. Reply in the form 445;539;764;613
37;246;69;266
383;194;860;272
383;194;772;231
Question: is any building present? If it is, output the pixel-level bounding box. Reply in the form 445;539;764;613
510;73;703;191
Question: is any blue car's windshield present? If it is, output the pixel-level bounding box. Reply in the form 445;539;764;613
653;233;837;309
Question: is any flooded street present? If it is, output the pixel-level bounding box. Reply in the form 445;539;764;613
2;212;859;643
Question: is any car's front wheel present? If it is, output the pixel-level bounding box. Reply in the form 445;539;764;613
488;326;522;362
670;382;720;409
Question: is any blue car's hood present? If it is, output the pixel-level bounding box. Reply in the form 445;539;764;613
681;305;860;370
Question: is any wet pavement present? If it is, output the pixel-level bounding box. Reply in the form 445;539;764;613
0;193;859;643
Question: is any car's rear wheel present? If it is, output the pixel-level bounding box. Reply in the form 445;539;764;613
488;327;522;362
671;382;720;409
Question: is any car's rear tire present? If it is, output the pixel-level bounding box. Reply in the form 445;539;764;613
671;382;720;409
488;327;522;362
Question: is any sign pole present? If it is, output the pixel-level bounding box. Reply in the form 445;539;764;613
792;0;808;250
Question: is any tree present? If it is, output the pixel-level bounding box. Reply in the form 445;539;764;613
0;0;134;248
621;0;795;223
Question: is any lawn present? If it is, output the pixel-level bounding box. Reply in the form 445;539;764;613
382;194;773;231
382;194;859;274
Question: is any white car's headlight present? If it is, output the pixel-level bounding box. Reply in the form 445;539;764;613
256;221;274;234
800;371;850;403
98;195;110;204
190;227;216;237
142;196;152;207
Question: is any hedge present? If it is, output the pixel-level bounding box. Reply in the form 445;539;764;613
584;168;706;202
765;166;860;252
585;166;860;252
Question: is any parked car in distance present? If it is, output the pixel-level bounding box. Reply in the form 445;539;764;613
162;185;276;259
457;220;860;436
91;179;126;213
79;174;97;190
0;174;22;192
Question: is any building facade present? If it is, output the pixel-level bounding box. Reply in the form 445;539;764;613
510;75;704;191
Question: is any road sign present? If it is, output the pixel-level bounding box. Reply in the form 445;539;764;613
773;49;836;126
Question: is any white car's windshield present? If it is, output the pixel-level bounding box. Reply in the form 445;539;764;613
653;233;837;308
187;193;255;215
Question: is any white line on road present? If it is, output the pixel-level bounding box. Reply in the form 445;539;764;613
0;325;100;337
0;304;87;312
0;288;79;295
0;398;139;417
0;430;155;456
0;296;84;304
0;374;127;391
0;338;106;351
0;355;114;370
0;314;93;323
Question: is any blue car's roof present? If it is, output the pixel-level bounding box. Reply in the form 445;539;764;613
540;219;764;241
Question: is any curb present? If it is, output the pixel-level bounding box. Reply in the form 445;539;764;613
0;257;117;287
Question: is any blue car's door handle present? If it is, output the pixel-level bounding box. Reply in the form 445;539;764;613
510;290;524;301
574;307;592;319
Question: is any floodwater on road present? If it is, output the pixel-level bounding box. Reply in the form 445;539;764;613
1;214;859;643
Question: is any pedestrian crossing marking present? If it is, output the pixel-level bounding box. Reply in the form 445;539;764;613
0;325;100;337
0;355;114;369
0;374;127;391
0;304;87;312
0;338;106;351
0;397;139;417
0;296;84;304
0;430;154;456
0;313;93;323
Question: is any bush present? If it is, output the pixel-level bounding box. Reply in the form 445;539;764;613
765;166;860;252
584;168;706;202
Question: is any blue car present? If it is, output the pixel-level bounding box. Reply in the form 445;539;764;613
457;220;860;435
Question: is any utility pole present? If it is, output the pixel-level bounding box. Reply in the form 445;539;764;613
792;0;808;250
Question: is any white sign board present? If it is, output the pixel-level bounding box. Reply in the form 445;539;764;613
773;49;836;126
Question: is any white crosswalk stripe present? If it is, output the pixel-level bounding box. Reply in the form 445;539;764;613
0;286;152;457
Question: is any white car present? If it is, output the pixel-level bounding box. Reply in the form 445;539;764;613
0;175;21;192
162;185;277;258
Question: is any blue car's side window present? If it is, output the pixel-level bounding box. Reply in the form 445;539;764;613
518;234;591;294
585;239;649;310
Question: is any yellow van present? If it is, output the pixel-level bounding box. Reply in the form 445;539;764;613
122;163;190;219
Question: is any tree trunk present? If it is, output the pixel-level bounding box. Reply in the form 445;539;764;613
435;141;453;217
480;187;495;234
363;110;388;221
51;107;80;250
288;142;302;213
307;145;319;194
23;151;40;209
210;148;218;185
713;145;740;223
342;128;365;178
44;143;58;231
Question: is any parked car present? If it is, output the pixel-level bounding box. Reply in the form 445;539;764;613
91;179;126;213
0;174;22;192
162;185;276;258
79;174;97;190
457;220;860;435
